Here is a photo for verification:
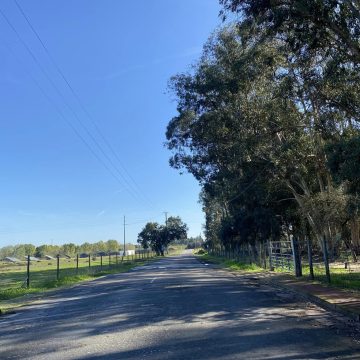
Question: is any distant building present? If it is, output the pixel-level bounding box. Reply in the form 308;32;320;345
120;250;135;256
79;253;89;258
24;256;40;262
44;255;56;260
4;257;21;263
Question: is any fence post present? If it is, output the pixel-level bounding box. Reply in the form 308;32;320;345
268;241;274;271
291;236;302;277
322;235;331;283
306;236;314;280
88;254;91;268
100;255;103;271
56;254;60;281
76;254;79;274
27;255;30;288
109;253;111;268
116;253;118;265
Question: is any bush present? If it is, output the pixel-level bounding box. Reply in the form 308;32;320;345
195;249;206;255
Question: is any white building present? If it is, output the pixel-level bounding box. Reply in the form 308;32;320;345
120;250;135;256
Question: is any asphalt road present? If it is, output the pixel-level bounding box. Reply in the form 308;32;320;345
0;252;359;359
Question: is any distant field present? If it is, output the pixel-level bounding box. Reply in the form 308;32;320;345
0;254;152;302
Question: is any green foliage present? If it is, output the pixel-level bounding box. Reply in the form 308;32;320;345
326;135;360;196
198;253;264;272
137;216;188;255
0;239;130;261
166;2;360;256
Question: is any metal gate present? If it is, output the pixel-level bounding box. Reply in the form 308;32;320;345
269;240;294;272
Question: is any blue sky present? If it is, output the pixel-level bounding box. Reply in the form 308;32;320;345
0;0;222;247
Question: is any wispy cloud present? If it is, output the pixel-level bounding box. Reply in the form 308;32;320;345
17;210;37;217
96;210;106;217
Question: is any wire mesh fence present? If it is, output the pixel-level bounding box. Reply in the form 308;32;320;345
0;250;156;292
207;237;360;290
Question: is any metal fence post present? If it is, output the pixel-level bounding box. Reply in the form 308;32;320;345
100;255;103;271
109;253;111;268
76;254;79;274
88;254;91;268
27;255;30;288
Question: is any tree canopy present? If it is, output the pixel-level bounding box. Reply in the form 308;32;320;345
137;216;188;255
165;1;360;258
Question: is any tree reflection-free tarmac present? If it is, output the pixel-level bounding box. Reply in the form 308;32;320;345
0;253;359;359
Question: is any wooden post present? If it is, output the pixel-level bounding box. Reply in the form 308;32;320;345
116;253;118;265
322;235;331;283
100;255;103;270
27;255;30;288
109;253;111;267
88;254;91;268
291;236;302;277
76;254;79;274
306;236;314;280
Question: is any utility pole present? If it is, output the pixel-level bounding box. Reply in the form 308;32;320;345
123;215;126;256
163;212;168;256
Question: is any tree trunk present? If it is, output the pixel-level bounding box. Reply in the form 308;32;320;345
350;218;360;257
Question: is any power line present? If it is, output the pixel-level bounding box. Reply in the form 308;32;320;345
13;0;154;207
0;36;128;190
0;5;150;207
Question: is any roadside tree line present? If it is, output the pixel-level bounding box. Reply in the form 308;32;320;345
165;1;360;260
0;240;135;260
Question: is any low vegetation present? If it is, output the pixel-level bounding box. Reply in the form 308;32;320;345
0;256;155;311
196;250;360;291
197;252;264;273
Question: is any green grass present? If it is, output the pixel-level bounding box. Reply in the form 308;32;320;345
301;263;360;291
197;253;264;272
0;255;157;308
196;251;360;291
167;245;186;255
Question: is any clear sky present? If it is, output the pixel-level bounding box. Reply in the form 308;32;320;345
0;0;222;247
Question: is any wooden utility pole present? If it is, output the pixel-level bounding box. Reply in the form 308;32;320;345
123;215;126;256
164;212;168;255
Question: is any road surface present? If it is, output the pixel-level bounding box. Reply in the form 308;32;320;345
0;252;359;359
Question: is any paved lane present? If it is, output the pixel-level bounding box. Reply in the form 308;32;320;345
0;253;359;359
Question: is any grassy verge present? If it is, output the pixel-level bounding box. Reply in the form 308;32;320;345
301;264;360;291
196;251;360;292
196;252;264;272
0;258;156;312
167;245;186;255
